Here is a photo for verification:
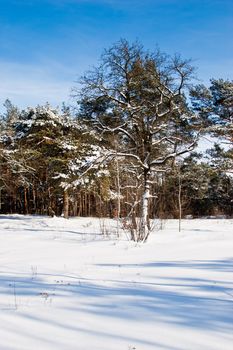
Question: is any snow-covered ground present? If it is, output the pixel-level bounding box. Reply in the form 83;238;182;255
0;215;233;350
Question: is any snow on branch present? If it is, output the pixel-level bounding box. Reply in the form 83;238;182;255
151;139;198;167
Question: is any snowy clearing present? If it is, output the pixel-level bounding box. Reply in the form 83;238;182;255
0;215;233;350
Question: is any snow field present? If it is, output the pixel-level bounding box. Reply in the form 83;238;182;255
0;215;233;350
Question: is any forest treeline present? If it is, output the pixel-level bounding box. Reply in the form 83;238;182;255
0;40;232;240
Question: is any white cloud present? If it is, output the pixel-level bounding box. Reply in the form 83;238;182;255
0;60;75;111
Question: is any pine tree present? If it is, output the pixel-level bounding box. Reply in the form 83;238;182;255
75;39;199;241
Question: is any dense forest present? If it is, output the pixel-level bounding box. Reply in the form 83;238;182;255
0;40;232;240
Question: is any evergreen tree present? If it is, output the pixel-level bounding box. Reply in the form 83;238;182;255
76;39;199;241
191;79;233;171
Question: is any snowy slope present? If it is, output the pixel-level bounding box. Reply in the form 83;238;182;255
0;215;233;350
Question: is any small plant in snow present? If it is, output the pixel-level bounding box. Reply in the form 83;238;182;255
31;265;37;279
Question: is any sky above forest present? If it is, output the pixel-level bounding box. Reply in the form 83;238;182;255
0;0;232;111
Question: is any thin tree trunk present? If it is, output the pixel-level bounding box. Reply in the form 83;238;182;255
77;193;81;216
63;189;69;219
74;197;78;217
82;192;85;216
32;185;36;213
24;188;28;214
116;159;121;237
178;174;182;232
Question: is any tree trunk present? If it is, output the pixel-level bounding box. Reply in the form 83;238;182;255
63;189;69;219
178;174;182;232
32;185;36;213
140;173;151;242
116;159;121;237
24;188;28;214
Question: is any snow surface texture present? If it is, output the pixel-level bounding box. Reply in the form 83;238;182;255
0;215;233;350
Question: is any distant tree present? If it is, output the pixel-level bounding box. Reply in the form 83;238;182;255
191;79;233;171
0;100;33;213
1;99;20;134
15;104;90;216
191;79;232;131
206;143;232;172
170;154;233;217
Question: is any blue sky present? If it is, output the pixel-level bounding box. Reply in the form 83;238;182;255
0;0;232;111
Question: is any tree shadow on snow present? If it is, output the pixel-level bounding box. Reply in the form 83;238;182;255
98;258;233;272
0;258;233;349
